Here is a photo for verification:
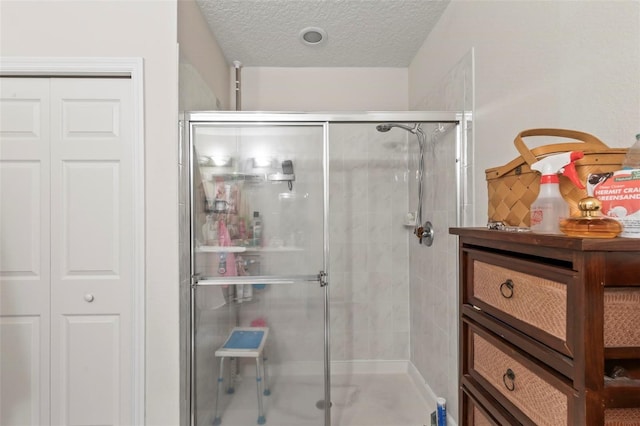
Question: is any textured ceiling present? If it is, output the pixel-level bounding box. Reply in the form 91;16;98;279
195;0;451;67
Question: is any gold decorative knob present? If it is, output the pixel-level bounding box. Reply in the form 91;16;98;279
577;196;601;217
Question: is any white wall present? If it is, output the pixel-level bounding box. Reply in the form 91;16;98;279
178;0;230;110
0;1;180;425
410;0;640;226
240;67;408;111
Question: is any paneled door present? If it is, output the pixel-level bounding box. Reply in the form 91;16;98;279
0;78;52;426
1;77;135;426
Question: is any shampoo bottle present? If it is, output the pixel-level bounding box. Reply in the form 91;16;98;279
202;215;218;245
530;151;584;234
251;211;262;246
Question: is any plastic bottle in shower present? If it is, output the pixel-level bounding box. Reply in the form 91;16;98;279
202;214;218;245
251;211;262;247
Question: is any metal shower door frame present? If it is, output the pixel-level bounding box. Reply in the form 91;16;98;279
185;111;463;426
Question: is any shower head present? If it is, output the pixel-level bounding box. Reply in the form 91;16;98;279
376;121;428;244
376;123;413;132
375;123;425;138
375;123;393;132
376;122;425;147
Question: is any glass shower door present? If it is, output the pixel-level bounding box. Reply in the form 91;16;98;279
190;122;328;426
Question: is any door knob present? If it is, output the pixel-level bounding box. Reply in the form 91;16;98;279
84;294;95;303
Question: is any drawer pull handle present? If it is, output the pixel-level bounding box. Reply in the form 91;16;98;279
499;279;514;298
503;368;516;391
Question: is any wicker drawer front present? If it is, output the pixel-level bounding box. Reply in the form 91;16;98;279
605;408;640;426
473;260;567;341
473;406;493;426
473;333;568;426
604;288;640;348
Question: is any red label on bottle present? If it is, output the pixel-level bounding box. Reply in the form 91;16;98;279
530;209;543;226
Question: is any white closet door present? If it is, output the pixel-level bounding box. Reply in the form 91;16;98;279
49;78;134;426
0;78;52;426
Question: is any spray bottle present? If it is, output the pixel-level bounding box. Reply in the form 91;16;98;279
530;151;585;234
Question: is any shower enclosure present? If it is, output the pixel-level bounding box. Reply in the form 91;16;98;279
182;111;468;426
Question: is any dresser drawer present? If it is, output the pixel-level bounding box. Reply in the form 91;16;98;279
604;288;640;348
472;405;493;426
467;252;574;357
469;326;574;426
471;256;640;353
462;379;520;426
473;260;567;338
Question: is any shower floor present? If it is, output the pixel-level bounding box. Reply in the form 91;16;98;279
202;372;430;426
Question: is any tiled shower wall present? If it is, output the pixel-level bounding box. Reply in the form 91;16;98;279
408;124;460;416
409;50;474;421
328;124;411;361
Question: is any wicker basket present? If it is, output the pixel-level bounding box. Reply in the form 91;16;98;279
486;129;627;227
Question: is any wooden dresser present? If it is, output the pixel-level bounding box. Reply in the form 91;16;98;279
449;228;640;425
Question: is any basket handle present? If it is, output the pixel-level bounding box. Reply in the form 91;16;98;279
514;128;609;166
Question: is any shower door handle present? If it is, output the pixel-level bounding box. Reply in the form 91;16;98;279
318;270;328;287
194;274;321;286
191;273;201;286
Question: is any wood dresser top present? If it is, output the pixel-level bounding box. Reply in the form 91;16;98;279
450;227;640;252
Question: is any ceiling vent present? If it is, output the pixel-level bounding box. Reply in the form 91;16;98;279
299;27;327;46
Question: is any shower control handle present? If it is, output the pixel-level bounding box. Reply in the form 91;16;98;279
416;221;434;246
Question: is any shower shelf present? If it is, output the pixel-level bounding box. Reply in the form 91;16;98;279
207;172;264;183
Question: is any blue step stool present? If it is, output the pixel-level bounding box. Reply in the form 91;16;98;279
213;327;270;425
